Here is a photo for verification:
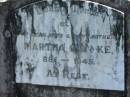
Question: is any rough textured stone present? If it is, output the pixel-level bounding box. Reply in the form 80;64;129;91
0;0;129;97
0;2;15;97
13;0;125;91
0;3;9;96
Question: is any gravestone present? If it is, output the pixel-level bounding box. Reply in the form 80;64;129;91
11;0;125;91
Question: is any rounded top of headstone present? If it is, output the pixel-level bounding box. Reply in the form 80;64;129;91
13;0;124;15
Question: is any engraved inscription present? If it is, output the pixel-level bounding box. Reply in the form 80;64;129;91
14;0;124;91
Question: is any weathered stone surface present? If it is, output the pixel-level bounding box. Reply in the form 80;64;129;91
0;0;129;97
12;0;125;91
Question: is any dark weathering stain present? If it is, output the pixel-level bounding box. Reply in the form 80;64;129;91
34;1;49;10
9;11;22;36
26;62;36;80
19;62;23;79
70;25;90;53
14;0;68;35
71;1;85;8
111;10;124;52
98;4;109;22
52;0;68;13
98;4;108;14
19;5;36;34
